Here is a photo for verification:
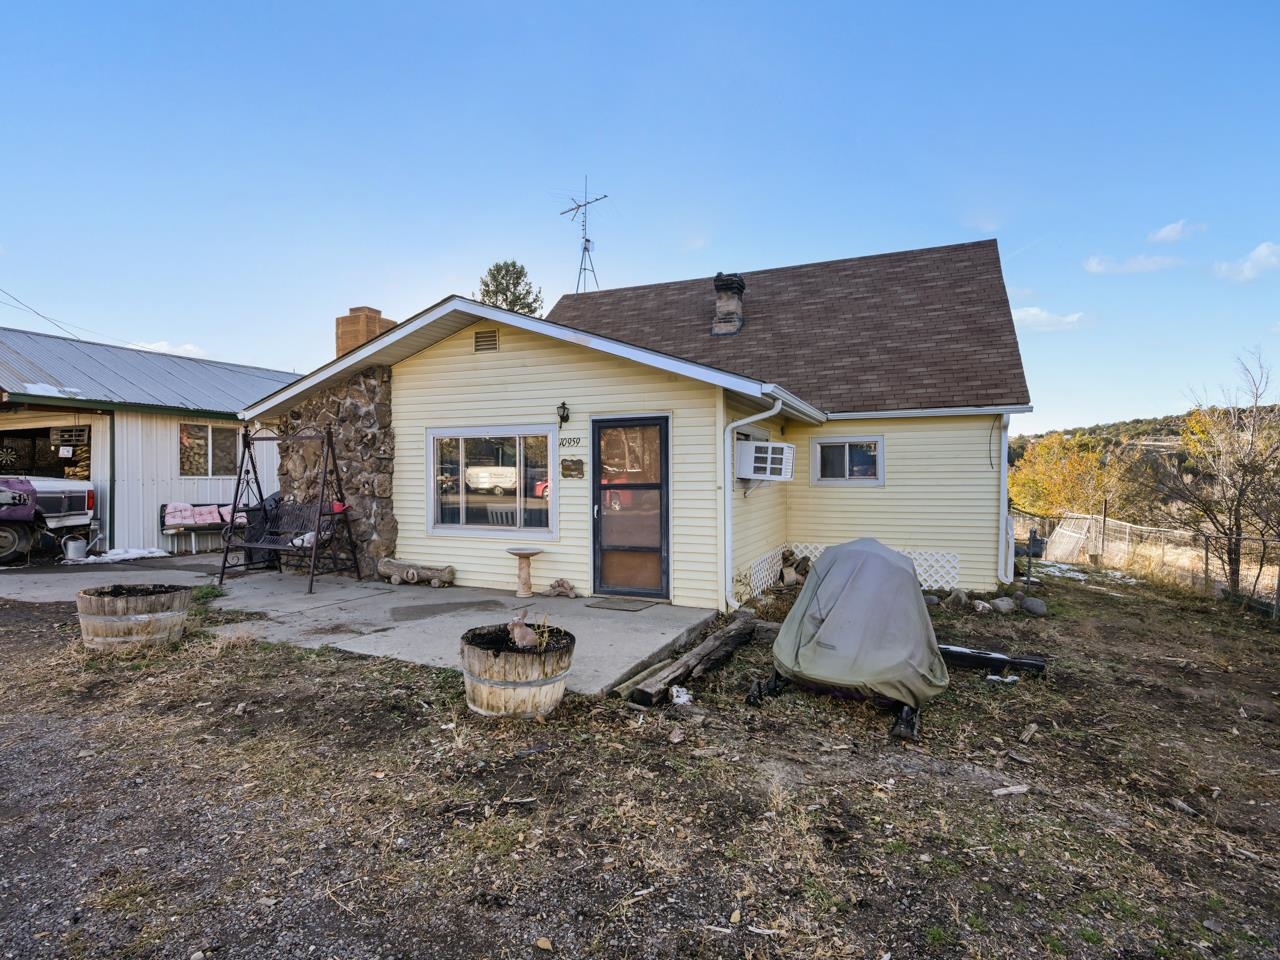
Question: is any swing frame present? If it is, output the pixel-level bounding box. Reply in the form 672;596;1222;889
218;425;363;594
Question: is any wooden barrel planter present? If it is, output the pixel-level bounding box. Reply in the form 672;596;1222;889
76;584;194;652
460;624;575;718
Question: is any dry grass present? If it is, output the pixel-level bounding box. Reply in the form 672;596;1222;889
1;573;1278;959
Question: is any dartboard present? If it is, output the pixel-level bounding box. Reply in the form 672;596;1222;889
0;448;17;468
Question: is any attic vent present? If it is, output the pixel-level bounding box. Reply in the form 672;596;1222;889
473;329;499;353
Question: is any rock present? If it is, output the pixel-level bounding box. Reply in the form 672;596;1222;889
943;589;969;611
1013;590;1026;602
780;566;805;587
990;597;1017;614
535;937;554;951
922;594;940;607
972;600;993;614
540;578;578;598
191;952;206;960
1021;596;1048;617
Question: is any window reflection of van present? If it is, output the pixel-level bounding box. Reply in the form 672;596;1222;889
465;466;518;496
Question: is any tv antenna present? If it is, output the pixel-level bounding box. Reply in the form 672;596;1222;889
560;175;608;292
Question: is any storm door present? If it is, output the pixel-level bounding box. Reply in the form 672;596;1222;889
592;417;669;598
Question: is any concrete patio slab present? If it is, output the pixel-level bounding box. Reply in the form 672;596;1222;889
0;555;716;695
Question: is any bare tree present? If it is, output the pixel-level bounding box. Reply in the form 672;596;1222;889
1145;352;1280;594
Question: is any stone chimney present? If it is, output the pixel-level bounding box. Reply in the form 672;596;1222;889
711;273;746;336
335;306;394;357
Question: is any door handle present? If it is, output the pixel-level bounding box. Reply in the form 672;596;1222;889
594;504;599;519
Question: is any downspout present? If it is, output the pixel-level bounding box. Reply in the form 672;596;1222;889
723;397;784;610
997;413;1012;584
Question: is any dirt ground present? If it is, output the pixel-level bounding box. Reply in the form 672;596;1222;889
0;570;1276;959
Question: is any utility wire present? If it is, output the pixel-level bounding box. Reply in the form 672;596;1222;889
0;285;188;354
0;285;83;340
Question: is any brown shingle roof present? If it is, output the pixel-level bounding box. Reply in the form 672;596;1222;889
545;239;1030;414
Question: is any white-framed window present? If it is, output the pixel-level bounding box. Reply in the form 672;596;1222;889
811;435;884;487
179;423;240;477
427;424;556;538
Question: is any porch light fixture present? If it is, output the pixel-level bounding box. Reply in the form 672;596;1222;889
557;401;571;426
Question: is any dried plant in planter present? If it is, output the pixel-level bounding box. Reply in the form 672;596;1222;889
460;612;576;718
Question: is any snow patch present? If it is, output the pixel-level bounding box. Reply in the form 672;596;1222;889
63;548;170;565
1033;562;1088;580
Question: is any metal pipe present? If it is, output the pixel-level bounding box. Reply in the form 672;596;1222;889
997;414;1013;584
723;397;783;610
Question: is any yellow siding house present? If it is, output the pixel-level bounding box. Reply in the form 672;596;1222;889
245;240;1031;610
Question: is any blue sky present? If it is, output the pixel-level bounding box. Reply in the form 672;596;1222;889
2;2;1276;434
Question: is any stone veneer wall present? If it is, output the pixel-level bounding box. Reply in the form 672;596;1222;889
275;365;396;575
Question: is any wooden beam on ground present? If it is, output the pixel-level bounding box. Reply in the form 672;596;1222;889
611;657;676;701
628;614;757;706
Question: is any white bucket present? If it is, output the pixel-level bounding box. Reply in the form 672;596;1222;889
61;536;88;561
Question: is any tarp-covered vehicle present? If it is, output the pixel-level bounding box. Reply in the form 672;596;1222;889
772;538;949;710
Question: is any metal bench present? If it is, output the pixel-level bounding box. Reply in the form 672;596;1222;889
234;501;323;554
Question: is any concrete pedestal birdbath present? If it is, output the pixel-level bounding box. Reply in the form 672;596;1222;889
506;547;543;598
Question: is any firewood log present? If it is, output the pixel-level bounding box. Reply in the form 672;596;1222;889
376;558;456;586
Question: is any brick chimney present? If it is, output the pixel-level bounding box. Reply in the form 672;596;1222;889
335;306;393;357
711;273;745;336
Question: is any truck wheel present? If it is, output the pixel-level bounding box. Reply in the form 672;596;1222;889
0;522;32;564
490;486;506;497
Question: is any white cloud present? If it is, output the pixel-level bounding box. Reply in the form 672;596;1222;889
1012;306;1083;332
1148;219;1205;243
134;340;208;358
1214;242;1280;283
1083;254;1180;275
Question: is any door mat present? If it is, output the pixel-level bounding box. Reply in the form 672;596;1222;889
584;598;657;612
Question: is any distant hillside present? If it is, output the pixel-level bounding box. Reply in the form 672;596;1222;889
1009;404;1280;463
1010;411;1184;463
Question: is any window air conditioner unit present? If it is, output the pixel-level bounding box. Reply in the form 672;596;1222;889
734;440;795;481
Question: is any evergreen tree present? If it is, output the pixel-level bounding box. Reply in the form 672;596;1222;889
477;260;544;316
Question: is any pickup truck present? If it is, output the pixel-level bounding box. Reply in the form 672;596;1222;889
0;475;96;563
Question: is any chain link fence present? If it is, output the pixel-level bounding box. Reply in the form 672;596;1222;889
1016;509;1280;617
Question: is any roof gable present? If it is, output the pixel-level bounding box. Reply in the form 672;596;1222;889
242;298;823;422
545;240;1030;414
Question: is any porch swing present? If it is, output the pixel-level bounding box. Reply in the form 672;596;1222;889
218;425;363;593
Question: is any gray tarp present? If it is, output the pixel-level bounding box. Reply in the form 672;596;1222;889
772;538;949;708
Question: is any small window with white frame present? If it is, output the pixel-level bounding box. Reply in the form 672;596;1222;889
811;435;884;486
428;425;555;537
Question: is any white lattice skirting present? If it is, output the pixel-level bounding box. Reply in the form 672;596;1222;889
746;542;962;595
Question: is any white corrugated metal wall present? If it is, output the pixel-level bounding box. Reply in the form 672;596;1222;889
113;412;279;551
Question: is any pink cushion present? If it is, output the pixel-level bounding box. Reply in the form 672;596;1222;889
193;505;222;524
219;505;248;525
164;503;195;525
